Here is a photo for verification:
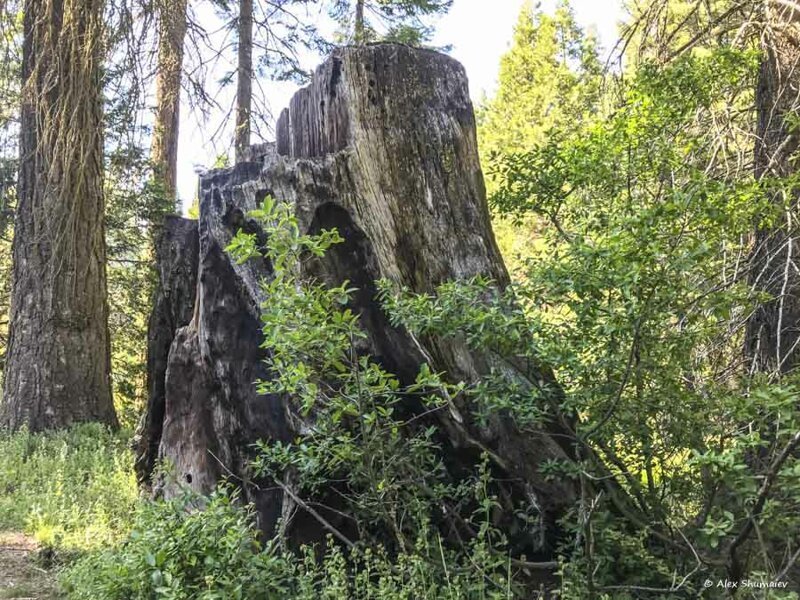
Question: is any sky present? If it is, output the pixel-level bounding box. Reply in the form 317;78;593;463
175;0;626;209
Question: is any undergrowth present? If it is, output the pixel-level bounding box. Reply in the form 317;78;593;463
61;484;520;600
0;422;523;599
0;423;138;552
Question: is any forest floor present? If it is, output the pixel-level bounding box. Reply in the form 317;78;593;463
0;532;58;599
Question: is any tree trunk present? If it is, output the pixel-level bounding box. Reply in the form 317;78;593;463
151;0;188;205
137;45;576;555
745;1;800;374
234;0;253;163
354;0;365;43
1;0;117;431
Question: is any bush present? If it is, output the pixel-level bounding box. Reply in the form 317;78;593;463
62;485;520;600
61;486;294;600
0;423;138;551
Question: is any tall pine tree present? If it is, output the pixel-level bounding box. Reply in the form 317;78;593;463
2;0;118;431
209;0;327;161
0;1;21;379
235;0;253;162
151;0;188;206
479;0;601;166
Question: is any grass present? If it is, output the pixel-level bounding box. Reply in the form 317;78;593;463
0;423;139;552
0;423;519;599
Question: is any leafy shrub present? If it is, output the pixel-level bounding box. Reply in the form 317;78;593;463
62;484;520;600
482;47;800;592
0;423;138;551
61;486;293;600
63;197;527;599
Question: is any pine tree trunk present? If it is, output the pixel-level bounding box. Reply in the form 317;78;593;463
151;0;188;205
1;0;117;432
745;1;800;374
354;0;365;43
235;0;253;163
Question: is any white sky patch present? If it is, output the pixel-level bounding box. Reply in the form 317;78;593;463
176;0;625;210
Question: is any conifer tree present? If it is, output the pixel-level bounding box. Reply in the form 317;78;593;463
235;0;253;162
328;0;452;44
2;0;118;431
210;0;327;161
151;0;188;206
479;0;601;165
478;0;601;273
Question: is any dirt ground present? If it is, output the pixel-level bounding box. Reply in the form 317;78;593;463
0;532;58;600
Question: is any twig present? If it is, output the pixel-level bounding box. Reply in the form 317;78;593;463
274;479;357;551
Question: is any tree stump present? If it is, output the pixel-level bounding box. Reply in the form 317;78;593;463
137;44;576;555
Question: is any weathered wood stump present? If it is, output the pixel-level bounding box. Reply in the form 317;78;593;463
135;43;575;556
133;216;199;484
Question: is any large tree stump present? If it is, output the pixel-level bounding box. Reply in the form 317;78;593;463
133;216;199;485
137;44;575;554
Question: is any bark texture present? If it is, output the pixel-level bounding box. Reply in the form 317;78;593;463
138;44;575;552
1;0;117;431
234;0;254;163
134;217;199;484
151;0;188;204
745;1;800;374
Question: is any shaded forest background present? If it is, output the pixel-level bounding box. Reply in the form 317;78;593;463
1;0;800;598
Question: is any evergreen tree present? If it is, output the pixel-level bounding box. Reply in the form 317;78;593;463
478;0;601;274
151;0;188;206
2;0;118;431
479;0;601;166
0;1;20;379
328;0;452;44
235;0;253;162
209;0;327;160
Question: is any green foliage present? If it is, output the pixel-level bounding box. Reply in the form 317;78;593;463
0;227;10;375
0;2;159;426
61;197;524;597
471;41;800;590
104;42;171;427
377;275;556;428
229;199;451;540
207;0;328;86
0;4;20;380
622;0;745;65
478;0;602;276
327;0;453;45
4;2;799;597
62;486;291;600
64;484;518;600
105;158;165;427
490;47;764;437
0;424;138;551
224;197;521;594
478;0;601;162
